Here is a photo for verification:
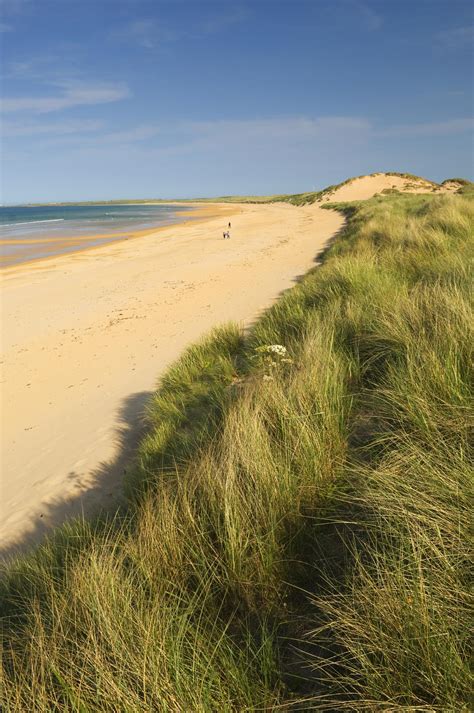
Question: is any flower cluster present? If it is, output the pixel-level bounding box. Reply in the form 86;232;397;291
254;344;294;380
265;344;287;356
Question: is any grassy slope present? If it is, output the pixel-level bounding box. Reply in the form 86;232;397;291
1;192;473;711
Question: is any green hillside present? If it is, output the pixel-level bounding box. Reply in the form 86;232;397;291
1;189;472;711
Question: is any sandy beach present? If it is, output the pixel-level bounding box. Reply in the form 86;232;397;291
0;201;344;556
0;204;202;267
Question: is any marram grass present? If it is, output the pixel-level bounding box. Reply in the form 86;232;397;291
1;191;473;711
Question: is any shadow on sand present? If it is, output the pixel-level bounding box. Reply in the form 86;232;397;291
0;389;152;563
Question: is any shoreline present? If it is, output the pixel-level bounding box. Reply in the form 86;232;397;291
0;201;344;557
0;203;227;270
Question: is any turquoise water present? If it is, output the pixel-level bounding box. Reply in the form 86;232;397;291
0;203;194;266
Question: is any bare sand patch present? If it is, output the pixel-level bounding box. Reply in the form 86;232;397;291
319;173;445;202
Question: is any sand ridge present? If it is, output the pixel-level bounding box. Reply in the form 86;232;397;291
318;173;454;203
1;200;344;556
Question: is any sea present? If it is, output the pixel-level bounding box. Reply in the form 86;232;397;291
0;203;195;267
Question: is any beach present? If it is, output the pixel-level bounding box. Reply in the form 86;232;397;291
0;201;343;556
0;202;198;267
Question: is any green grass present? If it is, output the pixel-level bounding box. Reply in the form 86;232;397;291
1;191;473;711
385;171;438;184
441;177;472;186
457;182;474;198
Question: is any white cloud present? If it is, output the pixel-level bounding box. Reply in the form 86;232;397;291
0;0;31;15
127;19;159;48
6;55;61;79
349;1;383;31
110;18;177;49
9;115;471;165
197;7;249;35
31;123;162;149
129;115;472;159
23;115;372;158
436;25;474;49
100;124;161;142
180;116;371;141
1;82;130;113
110;6;248;50
113;115;373;159
2;119;104;137
378;118;474;138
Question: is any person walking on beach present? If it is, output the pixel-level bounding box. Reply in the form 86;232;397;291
228;221;231;229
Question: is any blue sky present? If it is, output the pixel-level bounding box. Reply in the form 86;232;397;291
1;0;473;203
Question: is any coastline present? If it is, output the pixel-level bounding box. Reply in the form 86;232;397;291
0;203;225;269
0;201;344;557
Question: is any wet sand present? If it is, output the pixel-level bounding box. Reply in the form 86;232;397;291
0;204;212;268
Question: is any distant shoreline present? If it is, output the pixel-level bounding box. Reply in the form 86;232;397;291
8;200;196;208
0;203;210;268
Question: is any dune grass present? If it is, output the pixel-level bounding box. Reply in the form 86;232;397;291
1;191;473;711
441;177;472;186
201;172;445;206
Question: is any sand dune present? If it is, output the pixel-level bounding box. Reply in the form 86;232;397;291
318;172;451;202
1;201;344;556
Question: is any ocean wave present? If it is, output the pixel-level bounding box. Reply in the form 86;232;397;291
0;218;65;228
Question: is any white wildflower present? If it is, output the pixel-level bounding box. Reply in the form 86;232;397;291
267;344;287;355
